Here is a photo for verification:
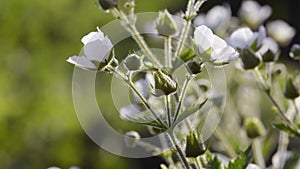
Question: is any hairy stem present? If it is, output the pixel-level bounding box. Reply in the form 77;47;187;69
173;75;193;122
110;7;162;68
166;95;172;127
168;132;191;169
253;69;294;127
165;36;173;68
214;127;237;158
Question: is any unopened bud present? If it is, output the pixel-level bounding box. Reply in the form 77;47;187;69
289;44;300;60
262;50;279;62
124;54;142;71
98;0;118;10
240;48;260;70
186;61;203;75
284;78;299;99
155;10;177;36
185;132;207;158
153;69;177;96
245;117;266;139
125;131;140;148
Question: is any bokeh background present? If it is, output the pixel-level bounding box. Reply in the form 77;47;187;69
0;0;299;169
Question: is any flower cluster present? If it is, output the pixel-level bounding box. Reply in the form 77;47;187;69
66;0;300;169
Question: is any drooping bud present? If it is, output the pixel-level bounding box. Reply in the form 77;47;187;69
124;54;142;71
244;117;266;139
240;48;260;70
155;10;177;36
186;61;203;75
153;69;177;96
98;0;118;10
289;44;300;60
262;50;279;62
284;77;299;99
185;132;207;158
125;131;140;148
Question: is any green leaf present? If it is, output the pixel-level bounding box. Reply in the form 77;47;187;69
225;146;252;169
172;99;207;128
274;123;300;137
206;153;222;169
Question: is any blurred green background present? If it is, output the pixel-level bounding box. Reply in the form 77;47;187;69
0;0;299;169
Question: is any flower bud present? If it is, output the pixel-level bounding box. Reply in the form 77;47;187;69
284;78;299;99
185;132;207;158
289;44;300;60
153;69;177;96
124;54;142;71
244;117;266;139
262;50;279;62
125;131;140;148
98;0;118;10
186;61;203;75
155;10;177;36
240;48;260;70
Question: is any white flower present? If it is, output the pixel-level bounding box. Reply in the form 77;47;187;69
267;20;296;46
67;28;113;70
133;73;154;102
194;4;231;29
193;25;239;65
47;167;61;169
238;0;272;29
227;26;266;49
257;37;279;56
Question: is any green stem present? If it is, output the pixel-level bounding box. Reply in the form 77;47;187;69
168;132;191;169
165;36;173;68
194;157;202;169
107;66;167;128
166;95;172;127
253;138;266;169
174;21;191;58
293;99;300;120
214;128;236;158
173;75;193;122
110;8;162;68
253;69;294;127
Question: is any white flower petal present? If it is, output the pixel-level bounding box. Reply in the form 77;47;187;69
239;0;272;28
194;25;214;52
81;31;105;45
267;20;296;46
83;39;112;61
205;4;231;29
213;35;227;49
257;37;278;55
228;27;255;48
66;56;97;69
212;46;239;63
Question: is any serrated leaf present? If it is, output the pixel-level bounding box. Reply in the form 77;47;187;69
274;123;300;137
225;146;252;169
172;99;207;128
206;153;222;169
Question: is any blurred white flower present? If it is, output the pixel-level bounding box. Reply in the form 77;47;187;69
67;28;113;70
257;38;278;55
238;0;272;29
193;4;231;29
267;20;296;46
227;26;266;49
47;167;60;169
133;73;154;102
193;25;239;65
